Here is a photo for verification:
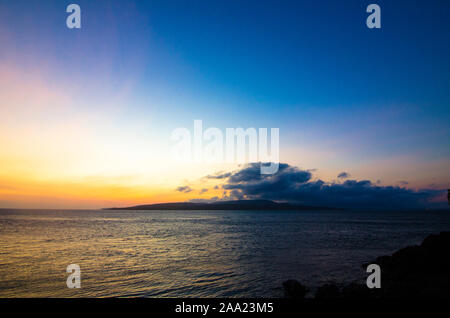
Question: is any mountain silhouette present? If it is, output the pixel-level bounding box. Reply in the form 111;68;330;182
104;199;337;211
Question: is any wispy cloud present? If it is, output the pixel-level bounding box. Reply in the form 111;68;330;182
176;186;193;193
337;172;350;179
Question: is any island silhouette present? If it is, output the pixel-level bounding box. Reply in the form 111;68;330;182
104;199;338;211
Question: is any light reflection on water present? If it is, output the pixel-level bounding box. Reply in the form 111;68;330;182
0;209;449;297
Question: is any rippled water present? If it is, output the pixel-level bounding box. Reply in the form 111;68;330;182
0;209;449;297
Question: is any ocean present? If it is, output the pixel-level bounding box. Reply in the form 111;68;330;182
0;209;449;297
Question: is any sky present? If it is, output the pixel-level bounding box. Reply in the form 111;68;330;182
0;0;449;209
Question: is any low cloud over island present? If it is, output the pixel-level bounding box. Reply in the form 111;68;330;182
191;163;445;210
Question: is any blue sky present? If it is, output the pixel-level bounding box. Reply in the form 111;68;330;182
0;0;449;207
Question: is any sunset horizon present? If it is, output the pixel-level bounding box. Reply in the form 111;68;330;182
1;1;449;210
1;0;450;304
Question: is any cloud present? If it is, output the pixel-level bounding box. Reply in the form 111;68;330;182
199;188;208;194
337;172;350;179
175;186;193;193
205;172;232;179
201;163;443;210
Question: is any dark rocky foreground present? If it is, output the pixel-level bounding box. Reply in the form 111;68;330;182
283;231;450;298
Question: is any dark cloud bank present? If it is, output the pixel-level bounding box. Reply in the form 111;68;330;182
205;163;444;210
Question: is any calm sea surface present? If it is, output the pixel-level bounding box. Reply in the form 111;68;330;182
0;209;449;297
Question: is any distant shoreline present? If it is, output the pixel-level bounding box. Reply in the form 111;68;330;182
0;204;448;213
103;199;340;211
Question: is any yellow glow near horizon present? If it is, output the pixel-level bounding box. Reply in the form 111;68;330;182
0;62;232;208
1;61;449;209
